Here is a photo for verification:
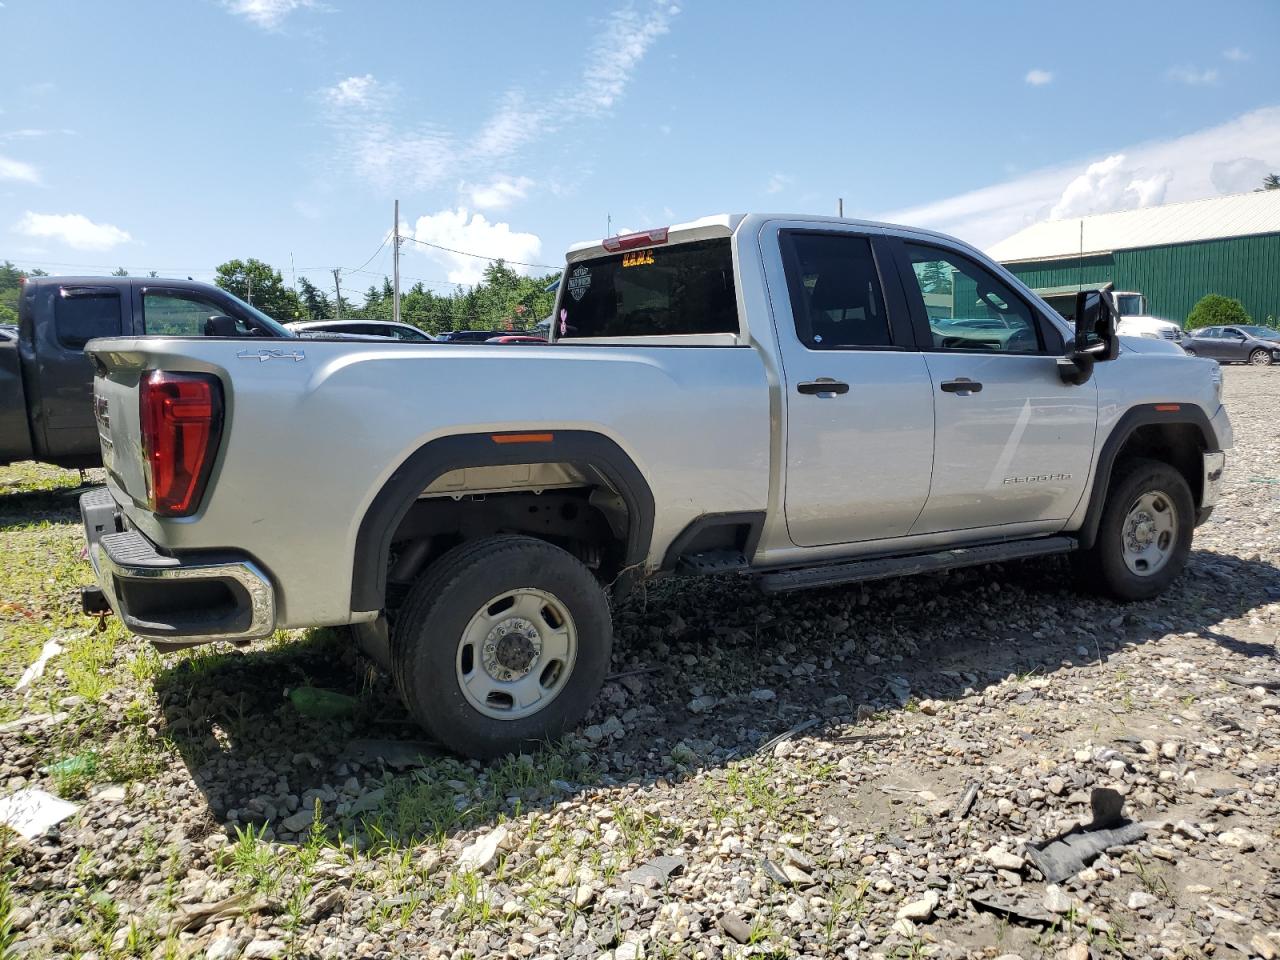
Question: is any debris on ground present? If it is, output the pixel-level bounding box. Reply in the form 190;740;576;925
0;787;79;840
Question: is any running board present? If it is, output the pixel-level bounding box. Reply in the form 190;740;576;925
754;536;1076;594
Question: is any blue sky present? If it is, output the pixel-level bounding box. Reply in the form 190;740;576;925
2;0;1278;297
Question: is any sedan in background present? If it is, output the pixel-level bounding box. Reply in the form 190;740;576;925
286;320;436;341
1181;325;1280;365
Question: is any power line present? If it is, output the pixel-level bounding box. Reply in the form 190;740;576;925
399;234;558;270
350;232;391;274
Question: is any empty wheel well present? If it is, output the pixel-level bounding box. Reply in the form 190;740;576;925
1114;422;1205;504
350;431;655;614
384;485;629;597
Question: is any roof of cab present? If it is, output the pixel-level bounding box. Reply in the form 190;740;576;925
564;213;981;263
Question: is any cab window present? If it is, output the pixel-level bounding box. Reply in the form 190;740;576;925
54;288;123;349
143;291;251;336
904;244;1043;354
781;233;892;349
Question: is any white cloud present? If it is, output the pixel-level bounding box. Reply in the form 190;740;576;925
1210;156;1272;193
578;5;674;111
1024;69;1053;86
223;0;315;28
1167;66;1218;86
317;5;678;202
463;175;534;210
1223;47;1251;62
1049;154;1170;219
0;154;39;183
13;212;131;251
325;74;380;108
880;106;1280;250
409;208;544;285
766;173;792;195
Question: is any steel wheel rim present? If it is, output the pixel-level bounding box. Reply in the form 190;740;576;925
1250;349;1272;365
456;588;577;721
1121;491;1178;576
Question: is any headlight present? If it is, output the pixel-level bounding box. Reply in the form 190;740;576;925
1209;363;1223;404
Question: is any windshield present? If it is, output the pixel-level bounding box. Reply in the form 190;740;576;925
554;238;739;339
1240;325;1280;340
1115;294;1145;316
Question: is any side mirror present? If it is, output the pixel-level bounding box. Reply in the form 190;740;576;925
1058;289;1119;385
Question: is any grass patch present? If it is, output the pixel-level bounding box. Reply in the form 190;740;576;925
363;738;596;848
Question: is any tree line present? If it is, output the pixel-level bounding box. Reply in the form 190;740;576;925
210;257;558;335
1;257;558;336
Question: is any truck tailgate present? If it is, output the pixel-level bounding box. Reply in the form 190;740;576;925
90;347;152;507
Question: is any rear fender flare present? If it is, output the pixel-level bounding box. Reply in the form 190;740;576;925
350;430;655;611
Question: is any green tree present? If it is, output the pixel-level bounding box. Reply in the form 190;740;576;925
1186;293;1251;329
297;277;332;321
0;303;17;324
1258;173;1280;191
111;267;129;276
214;258;303;322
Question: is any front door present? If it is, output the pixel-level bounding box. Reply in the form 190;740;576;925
896;241;1098;535
767;227;935;547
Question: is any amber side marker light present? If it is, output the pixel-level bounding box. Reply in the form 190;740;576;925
1154;404;1181;412
491;432;555;444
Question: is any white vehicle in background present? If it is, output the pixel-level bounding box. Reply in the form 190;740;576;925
1112;291;1183;343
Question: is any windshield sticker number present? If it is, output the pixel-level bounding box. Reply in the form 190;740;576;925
621;249;656;268
568;266;591;302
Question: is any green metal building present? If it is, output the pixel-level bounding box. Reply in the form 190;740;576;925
988;190;1280;326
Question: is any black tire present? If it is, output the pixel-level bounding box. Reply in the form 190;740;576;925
1249;348;1274;366
392;535;612;759
1072;457;1194;601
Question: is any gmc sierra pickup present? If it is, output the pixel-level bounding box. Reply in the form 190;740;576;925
79;214;1231;758
2;276;288;468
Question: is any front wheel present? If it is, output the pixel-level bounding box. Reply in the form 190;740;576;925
1249;348;1274;366
392;535;612;758
1072;458;1194;602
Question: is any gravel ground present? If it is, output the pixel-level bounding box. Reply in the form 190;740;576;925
1;367;1277;960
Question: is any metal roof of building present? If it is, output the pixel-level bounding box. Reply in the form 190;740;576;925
989;189;1280;263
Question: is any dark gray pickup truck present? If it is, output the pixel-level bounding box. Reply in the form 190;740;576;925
1;276;289;469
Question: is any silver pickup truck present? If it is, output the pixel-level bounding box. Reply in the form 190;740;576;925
80;213;1231;757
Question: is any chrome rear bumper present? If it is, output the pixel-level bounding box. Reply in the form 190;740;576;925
80;487;276;646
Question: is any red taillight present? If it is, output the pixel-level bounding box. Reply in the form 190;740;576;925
601;227;669;252
139;371;222;517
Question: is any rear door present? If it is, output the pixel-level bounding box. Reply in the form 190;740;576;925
765;226;936;546
35;283;125;460
894;240;1098;535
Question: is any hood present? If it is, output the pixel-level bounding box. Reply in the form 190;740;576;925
1118;335;1186;356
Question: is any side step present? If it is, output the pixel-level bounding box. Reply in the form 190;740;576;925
755;536;1076;594
677;549;750;576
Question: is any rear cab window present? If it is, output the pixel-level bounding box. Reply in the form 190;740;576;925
554;238;739;341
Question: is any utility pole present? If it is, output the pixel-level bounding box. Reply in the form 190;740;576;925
246;275;253;305
290;252;297;295
332;268;343;319
838;198;844;218
607;213;611;237
392;199;402;326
